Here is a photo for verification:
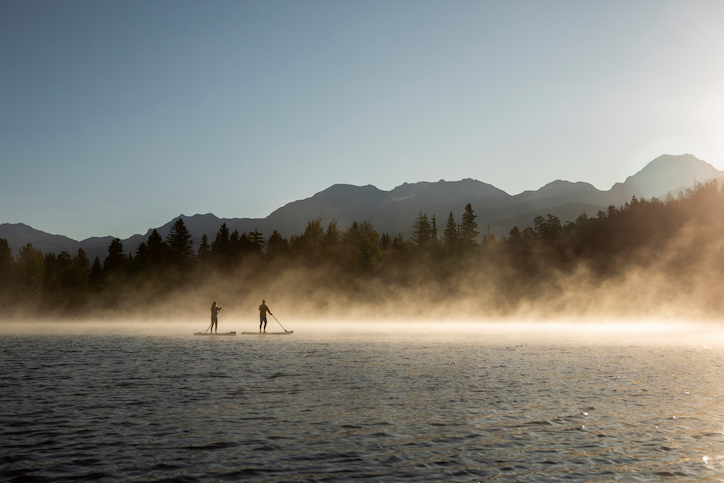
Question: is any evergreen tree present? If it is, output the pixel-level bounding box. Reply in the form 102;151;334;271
89;256;103;292
506;226;523;250
266;230;289;260
135;242;149;268
238;233;254;258
16;243;44;301
229;230;242;260
342;221;381;271
343;221;361;247
301;217;324;253
197;233;211;266
430;215;438;243
459;203;479;248
322;219;342;250
166;218;194;267
71;249;90;291
103;238;125;275
211;223;231;264
42;249;90;309
42;252;63;300
533;214;562;242
388;233;413;264
291;217;324;260
411;212;432;250
0;238;15;294
359;221;381;270
392;233;407;250
442;211;459;252
288;234;301;253
146;229;166;267
575;213;589;227
249;228;266;257
380;232;392;251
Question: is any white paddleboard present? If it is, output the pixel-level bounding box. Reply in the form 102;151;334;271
240;331;294;335
194;332;236;336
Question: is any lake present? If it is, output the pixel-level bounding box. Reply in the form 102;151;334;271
2;320;724;482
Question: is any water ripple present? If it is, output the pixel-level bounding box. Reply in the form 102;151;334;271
2;330;724;481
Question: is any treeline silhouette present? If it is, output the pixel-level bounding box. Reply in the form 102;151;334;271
2;182;723;317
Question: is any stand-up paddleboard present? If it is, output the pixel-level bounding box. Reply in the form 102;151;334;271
241;331;294;335
194;332;237;336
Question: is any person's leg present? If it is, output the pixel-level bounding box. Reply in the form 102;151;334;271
260;315;263;333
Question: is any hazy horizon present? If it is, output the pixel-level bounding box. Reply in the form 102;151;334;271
2;151;721;244
3;1;724;240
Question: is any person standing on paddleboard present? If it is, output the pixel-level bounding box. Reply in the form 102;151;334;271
211;301;221;333
259;300;272;333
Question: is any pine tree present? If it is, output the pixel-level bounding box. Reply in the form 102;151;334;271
301;217;324;251
459;203;479;249
237;233;254;258
266;230;288;260
89;257;103;292
322;219;342;250
70;249;90;290
533;214;562;242
165;218;194;267
103;238;125;274
0;238;14;293
146;229;166;267
411;212;432;250
249;228;266;256
211;223;231;264
359;221;381;270
391;233;413;263
16;243;44;301
229;230;241;260
197;233;211;266
380;232;392;251
442;211;459;252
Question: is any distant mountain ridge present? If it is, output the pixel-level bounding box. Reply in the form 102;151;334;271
2;154;722;261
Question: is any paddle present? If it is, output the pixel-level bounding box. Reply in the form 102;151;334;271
205;320;213;334
271;314;289;332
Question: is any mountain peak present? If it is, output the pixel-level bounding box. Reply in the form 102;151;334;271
541;180;573;191
623;154;723;198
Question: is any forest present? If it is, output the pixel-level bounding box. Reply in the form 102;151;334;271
1;181;723;320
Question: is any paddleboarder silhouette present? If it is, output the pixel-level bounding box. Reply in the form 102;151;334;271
210;301;221;333
259;300;272;333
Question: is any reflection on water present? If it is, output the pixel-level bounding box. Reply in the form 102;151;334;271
1;321;724;482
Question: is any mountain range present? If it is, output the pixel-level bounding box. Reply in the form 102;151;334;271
2;154;722;262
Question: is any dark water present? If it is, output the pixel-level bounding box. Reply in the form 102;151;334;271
2;322;724;482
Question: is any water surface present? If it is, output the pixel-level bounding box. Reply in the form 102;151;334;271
2;321;724;481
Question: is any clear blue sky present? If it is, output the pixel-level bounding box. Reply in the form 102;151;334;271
2;1;724;240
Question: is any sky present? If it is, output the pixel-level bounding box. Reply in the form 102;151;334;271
2;1;724;241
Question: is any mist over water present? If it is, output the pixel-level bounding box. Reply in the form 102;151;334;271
2;319;724;482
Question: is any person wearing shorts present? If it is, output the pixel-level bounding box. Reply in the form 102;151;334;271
259;300;272;333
